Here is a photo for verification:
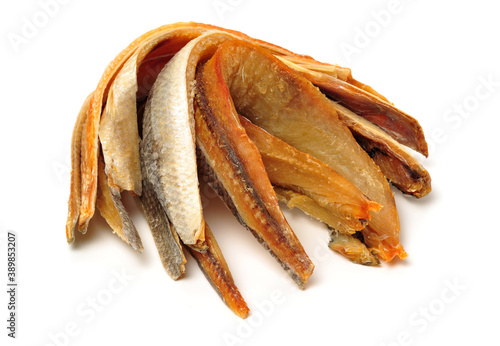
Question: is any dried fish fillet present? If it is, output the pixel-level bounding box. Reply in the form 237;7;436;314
141;38;206;247
66;92;93;242
187;223;249;318
96;156;143;252
275;187;378;265
328;230;379;266
137;139;187;278
99;54;142;196
240;115;381;233
331;101;431;197
136;174;186;280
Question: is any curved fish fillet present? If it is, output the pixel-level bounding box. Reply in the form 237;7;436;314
99;53;143;196
141;36;210;246
240;115;381;233
187;223;249;318
332;102;431;198
66;92;93;242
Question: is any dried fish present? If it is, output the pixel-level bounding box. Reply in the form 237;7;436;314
141;37;207;247
187;223;249;318
240;115;381;234
274;187;378;265
333;102;431;198
66;22;432;318
66;92;93;241
136;163;186;279
96;156;143;252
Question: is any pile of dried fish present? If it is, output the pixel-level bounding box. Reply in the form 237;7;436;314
65;22;431;318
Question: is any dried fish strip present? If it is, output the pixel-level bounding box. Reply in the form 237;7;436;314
66;92;93;241
281;65;431;197
275;187;378;265
141;36;207;247
240;115;381;233
136;168;186;279
332;102;431;197
96;156;143;252
187;223;249;318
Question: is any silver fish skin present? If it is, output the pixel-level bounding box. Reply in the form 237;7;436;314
141;39;205;246
136;169;186;280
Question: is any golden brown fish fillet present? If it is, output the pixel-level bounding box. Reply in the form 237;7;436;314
240;115;381;233
328;230;380;266
202;40;406;261
331;101;431;198
278;57;428;157
99;58;143;196
187;223;249;318
66;92;93;242
274;187;379;265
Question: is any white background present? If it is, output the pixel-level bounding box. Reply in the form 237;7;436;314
1;1;499;345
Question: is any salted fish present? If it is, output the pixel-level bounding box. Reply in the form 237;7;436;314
187;222;249;318
66;92;93;242
331;102;431;198
96;155;143;252
240;115;381;234
136;163;186;279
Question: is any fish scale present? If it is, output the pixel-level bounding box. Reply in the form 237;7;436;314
141;38;204;246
